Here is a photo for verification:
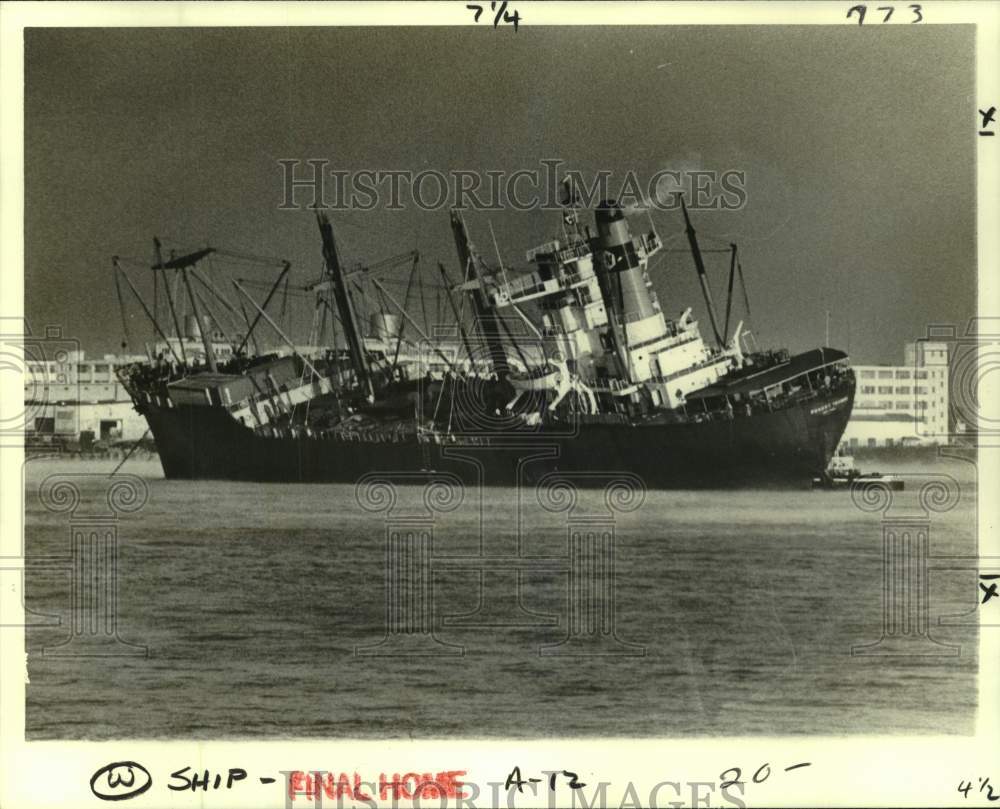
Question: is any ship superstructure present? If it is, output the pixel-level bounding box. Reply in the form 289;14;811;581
473;201;742;418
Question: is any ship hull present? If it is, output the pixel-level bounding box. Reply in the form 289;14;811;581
138;387;854;488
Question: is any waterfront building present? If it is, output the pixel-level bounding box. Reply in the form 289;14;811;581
24;349;149;445
840;341;950;450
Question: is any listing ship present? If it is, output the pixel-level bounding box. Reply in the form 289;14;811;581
114;198;855;487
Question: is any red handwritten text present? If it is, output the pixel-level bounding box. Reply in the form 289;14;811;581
287;770;467;802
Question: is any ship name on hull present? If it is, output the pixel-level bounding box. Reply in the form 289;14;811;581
810;396;849;416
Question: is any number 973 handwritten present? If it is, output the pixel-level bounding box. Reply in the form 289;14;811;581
847;4;923;24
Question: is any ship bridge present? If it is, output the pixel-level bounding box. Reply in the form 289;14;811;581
687;348;850;401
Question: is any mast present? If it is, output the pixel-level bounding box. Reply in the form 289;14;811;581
152;245;217;370
680;199;725;349
316;210;374;400
723;243;737;342
449;210;509;379
180;266;217;372
152;237;187;365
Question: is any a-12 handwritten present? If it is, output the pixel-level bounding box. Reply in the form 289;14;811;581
505;766;585;793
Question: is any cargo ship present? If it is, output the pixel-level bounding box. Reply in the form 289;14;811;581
114;198;855;487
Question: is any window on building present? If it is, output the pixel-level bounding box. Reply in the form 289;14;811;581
915;370;928;379
896;386;910;395
896;402;910;410
878;370;893;379
868;438;877;448
879;401;893;409
917;401;928;410
850;437;859;448
860;370;875;379
916;386;928;394
886;438;894;447
896;370;911;379
33;417;54;433
878;386;893;395
861;385;875;394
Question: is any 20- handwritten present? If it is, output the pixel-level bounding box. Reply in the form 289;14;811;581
719;761;812;790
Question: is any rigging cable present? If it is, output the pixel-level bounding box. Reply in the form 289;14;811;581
390;254;419;376
113;263;133;351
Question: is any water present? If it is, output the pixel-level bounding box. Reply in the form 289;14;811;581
24;455;979;739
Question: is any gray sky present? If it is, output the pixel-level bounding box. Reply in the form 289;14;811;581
24;25;975;363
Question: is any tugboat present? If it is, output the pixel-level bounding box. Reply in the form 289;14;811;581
812;453;905;490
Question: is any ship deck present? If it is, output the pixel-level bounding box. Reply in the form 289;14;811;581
687;347;849;400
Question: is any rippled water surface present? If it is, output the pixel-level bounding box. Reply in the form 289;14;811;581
24;454;979;739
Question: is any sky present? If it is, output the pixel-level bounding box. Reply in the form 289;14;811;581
23;25;976;364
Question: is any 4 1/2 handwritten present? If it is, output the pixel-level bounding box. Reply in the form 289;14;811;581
958;777;999;803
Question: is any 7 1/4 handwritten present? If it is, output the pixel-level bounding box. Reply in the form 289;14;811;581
467;1;521;32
